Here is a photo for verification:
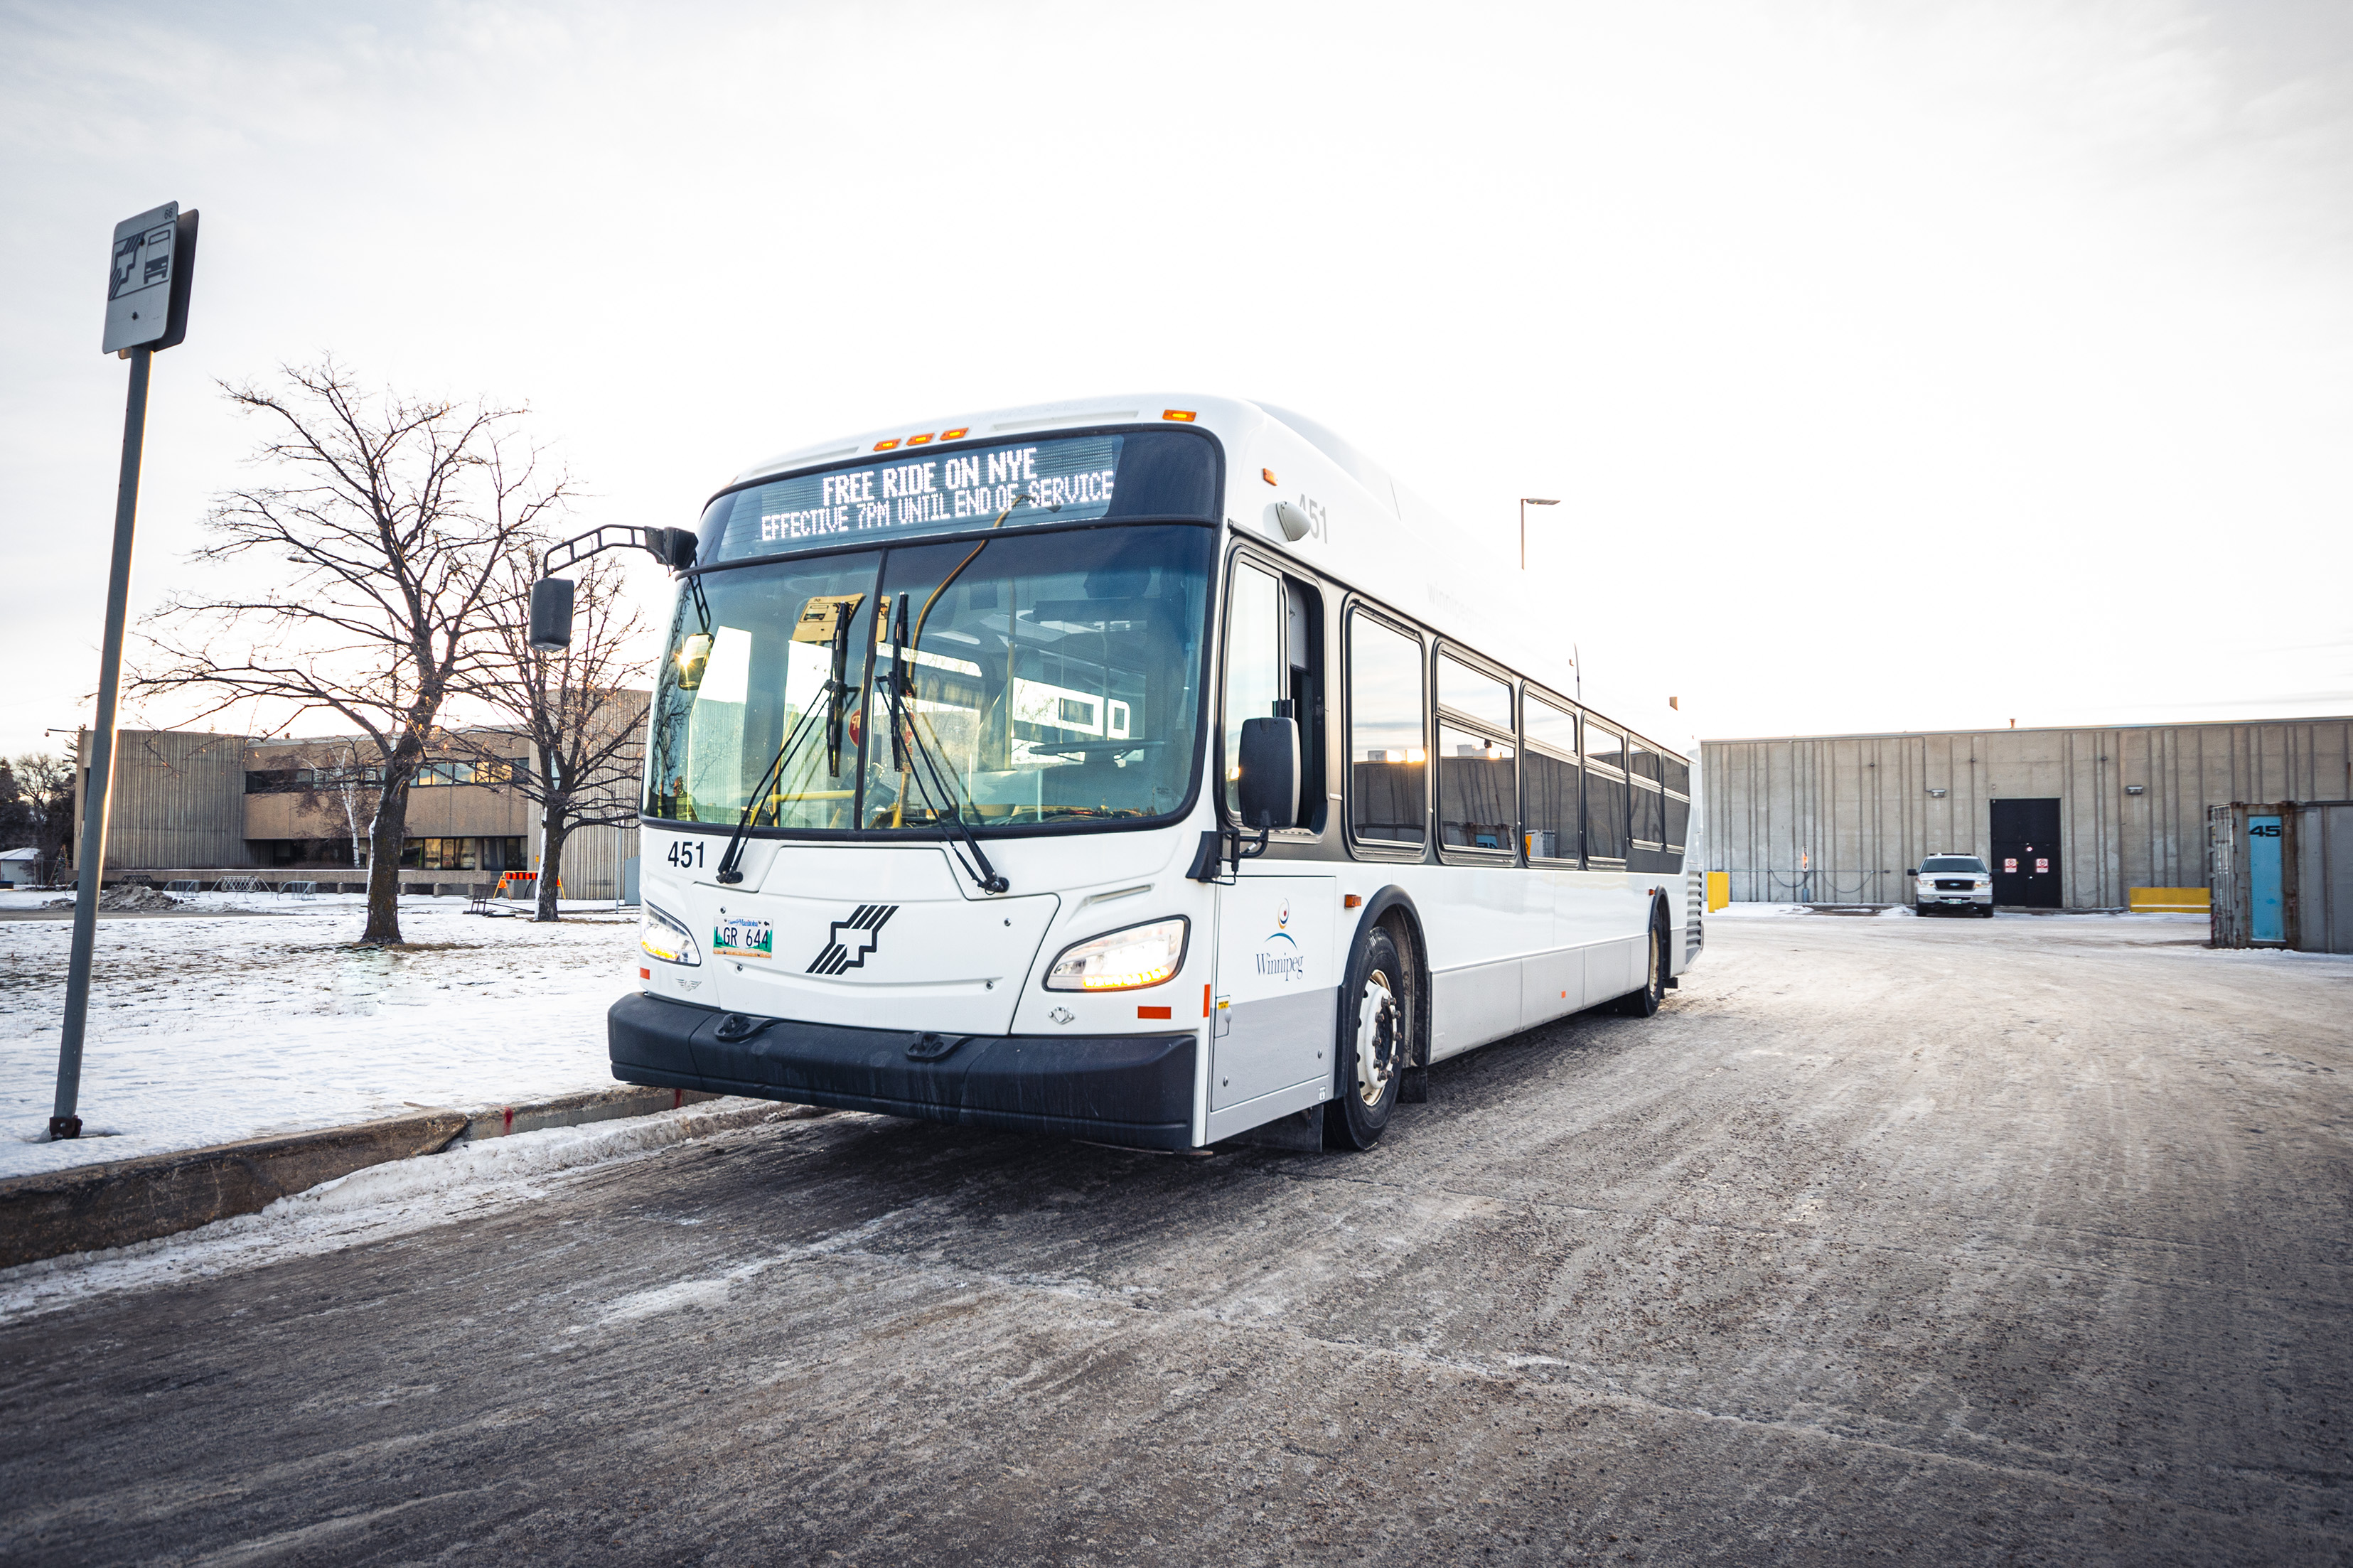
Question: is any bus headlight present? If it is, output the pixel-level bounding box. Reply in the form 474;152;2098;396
641;902;702;966
1044;917;1188;992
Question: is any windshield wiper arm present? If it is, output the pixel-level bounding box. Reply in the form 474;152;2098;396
714;602;852;886
877;490;1056;893
887;591;1009;895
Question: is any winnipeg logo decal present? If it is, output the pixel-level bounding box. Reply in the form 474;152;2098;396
808;904;898;974
1256;898;1304;982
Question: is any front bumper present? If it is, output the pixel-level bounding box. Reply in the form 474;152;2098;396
608;992;1199;1150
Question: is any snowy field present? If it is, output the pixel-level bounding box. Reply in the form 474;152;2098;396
1;890;640;1179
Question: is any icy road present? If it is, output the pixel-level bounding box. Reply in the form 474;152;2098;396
1;911;2347;1565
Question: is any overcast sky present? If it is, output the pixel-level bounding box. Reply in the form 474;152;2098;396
2;0;2348;761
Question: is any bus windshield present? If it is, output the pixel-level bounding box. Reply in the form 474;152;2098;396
644;525;1213;832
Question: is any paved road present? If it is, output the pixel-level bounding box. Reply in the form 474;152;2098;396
2;913;2346;1565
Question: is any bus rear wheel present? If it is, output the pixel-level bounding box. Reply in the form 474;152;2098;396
1613;909;1668;1017
1326;923;1413;1151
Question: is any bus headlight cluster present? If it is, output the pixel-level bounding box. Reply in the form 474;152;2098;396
1044;917;1187;992
641;902;702;967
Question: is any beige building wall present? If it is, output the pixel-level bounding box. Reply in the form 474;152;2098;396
84;695;664;902
552;821;641;901
1703;717;2353;908
242;733;537;850
76;729;257;871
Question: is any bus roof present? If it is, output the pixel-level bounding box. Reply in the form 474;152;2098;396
729;394;1691;759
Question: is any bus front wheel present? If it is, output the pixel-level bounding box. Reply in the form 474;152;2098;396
1326;923;1414;1151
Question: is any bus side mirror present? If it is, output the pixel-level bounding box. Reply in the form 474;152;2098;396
1236;716;1299;830
653;527;698;569
528;577;575;652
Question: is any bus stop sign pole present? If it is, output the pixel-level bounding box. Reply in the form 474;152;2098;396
50;202;198;1142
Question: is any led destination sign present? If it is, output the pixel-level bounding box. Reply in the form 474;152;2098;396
699;429;1218;564
766;441;1114;544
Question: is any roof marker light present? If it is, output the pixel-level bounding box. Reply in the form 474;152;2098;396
942;426;969;439
1262;468;1279;485
907;433;935;446
1162;409;1196;421
873;439;901;451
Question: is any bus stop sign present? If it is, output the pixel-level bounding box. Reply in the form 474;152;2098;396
103;202;198;354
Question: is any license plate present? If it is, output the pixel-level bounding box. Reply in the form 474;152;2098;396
714;915;773;960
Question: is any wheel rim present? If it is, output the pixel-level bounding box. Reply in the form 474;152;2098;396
1646;927;1661;996
1355;968;1400;1106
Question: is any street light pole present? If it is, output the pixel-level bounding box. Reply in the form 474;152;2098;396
1518;497;1559;570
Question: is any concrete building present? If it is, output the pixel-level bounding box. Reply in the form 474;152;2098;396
1702;716;2353;910
73;707;646;899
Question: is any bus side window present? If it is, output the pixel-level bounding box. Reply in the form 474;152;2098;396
1521;693;1579;863
1285;577;1325;829
1222;561;1285;823
1584;724;1629;865
1347;611;1427;846
1661;752;1690;874
1629;778;1665;871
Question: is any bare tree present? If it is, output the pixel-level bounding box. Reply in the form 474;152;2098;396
454;548;650;921
9;752;76;886
133;361;572;944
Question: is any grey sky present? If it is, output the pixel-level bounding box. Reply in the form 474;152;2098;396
2;0;2348;757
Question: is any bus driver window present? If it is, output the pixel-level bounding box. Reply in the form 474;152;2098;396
1222;559;1322;829
1223;562;1283;822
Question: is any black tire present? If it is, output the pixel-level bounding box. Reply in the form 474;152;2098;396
1612;906;1668;1017
1978;904;1995;919
1325;922;1415;1151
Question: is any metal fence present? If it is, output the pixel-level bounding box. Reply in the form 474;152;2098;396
1720;869;1902;905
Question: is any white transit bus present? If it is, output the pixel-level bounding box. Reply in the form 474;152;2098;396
598;395;1700;1152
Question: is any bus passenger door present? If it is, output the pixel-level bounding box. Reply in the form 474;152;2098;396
1211;876;1336;1131
1207;557;1336;1139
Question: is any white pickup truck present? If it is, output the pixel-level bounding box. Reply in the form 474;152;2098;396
1911;854;1994;917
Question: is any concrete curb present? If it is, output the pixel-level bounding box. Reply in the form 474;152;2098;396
0;1086;758;1269
449;1085;727;1145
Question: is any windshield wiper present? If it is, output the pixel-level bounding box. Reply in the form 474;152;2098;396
874;490;1056;895
714;601;853;886
886;591;1010;895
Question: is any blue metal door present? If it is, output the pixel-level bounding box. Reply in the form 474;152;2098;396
2249;815;2285;943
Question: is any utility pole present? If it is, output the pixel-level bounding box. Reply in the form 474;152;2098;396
51;202;198;1142
1518;497;1558;570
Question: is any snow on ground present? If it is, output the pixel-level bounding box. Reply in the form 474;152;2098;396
0;1096;805;1326
1;893;643;1179
1708;901;2214;926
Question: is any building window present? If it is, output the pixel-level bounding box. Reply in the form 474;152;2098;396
261;839;361;867
397;837;480;871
